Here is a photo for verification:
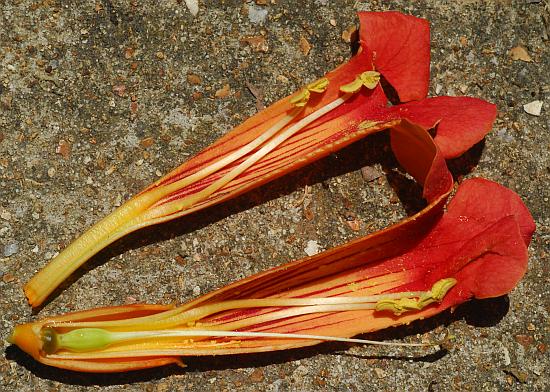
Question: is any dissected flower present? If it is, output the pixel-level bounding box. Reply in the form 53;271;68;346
24;12;497;308
8;122;534;371
8;9;534;376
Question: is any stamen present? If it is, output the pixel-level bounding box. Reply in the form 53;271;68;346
306;77;330;93
48;290;428;332
289;89;311;107
289;77;329;107
340;71;381;93
375;278;457;315
151;107;303;200
139;91;355;222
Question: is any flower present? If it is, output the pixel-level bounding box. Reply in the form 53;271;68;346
10;12;535;372
24;12;497;309
9;131;534;371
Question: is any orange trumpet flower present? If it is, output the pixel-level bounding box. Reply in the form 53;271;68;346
9;121;534;372
8;11;535;374
24;11;496;309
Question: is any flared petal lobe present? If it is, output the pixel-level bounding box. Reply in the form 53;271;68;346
359;11;430;102
368;96;498;159
391;97;497;159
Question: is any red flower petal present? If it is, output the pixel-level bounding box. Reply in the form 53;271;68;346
359;12;430;102
445;178;535;245
369;96;497;159
381;178;534;305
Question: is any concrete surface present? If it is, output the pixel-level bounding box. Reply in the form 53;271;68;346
0;0;548;391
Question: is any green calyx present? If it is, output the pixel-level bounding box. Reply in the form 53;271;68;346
375;278;457;316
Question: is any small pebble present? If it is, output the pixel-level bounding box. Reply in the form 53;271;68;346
509;46;532;62
305;240;321;256
140;137;154;148
342;25;358;43
361;166;383;182
299;36;311;56
515;334;533;347
56;140;71;159
193;285;201;296
187;73;202;85
124;47;135;59
346;219;361;231
241;36;269;52
374;368;387;379
3;242;19;257
249;368;264;382
184;0;199;16
277;75;289;83
2;273;16;283
112;84;127;97
248;4;268;25
523;100;542;116
215;84;231;98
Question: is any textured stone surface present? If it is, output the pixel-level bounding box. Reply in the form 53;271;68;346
0;0;548;390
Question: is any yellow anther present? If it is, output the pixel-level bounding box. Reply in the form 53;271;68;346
339;77;364;94
357;120;380;131
375;297;423;315
290;77;330;107
375;278;457;316
306;77;329;93
290;89;311;107
428;278;457;302
360;71;380;89
339;71;381;93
